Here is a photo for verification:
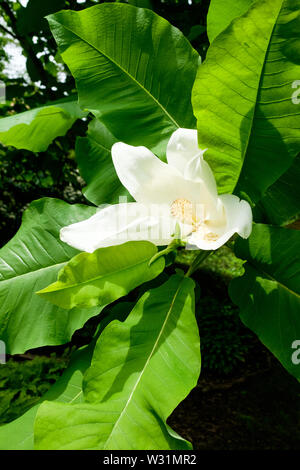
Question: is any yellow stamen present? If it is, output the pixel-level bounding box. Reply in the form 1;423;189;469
170;199;196;226
204;232;219;242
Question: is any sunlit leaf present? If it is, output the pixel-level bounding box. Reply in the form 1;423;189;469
37;241;165;310
193;0;300;203
258;154;300;226
47;3;199;158
34;275;200;450
0;96;86;152
0;301;132;450
0;198;100;354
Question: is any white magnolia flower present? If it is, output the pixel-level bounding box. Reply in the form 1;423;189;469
60;128;252;253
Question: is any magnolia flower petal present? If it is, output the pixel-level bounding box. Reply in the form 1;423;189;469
220;194;253;239
187;229;237;251
187;194;252;250
60;203;181;253
112;142;181;204
166;128;200;173
111;142;212;206
166;128;218;196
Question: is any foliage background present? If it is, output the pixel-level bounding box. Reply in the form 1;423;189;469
0;0;210;247
0;0;299;450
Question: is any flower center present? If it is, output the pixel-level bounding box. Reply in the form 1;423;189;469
170;198;220;241
170;199;196;226
204;232;219;241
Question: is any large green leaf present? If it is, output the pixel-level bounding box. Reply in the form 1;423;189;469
76;119;133;206
207;0;253;43
0;301;132;450
47;3;199;157
34;274;200;450
0;96;86;152
192;0;300;203
0;198;100;354
229;224;300;380
37;241;165;309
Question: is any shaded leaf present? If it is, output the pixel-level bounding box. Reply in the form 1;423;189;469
207;0;253;43
229;224;300;380
16;0;66;35
76;119;133;206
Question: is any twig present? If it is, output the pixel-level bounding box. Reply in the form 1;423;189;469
0;23;17;40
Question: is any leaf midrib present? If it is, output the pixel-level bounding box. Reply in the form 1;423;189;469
52;17;181;129
39;253;159;295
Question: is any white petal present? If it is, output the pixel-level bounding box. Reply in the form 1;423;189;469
187;228;237;251
220;194;253;239
187;194;252;250
166;128;200;173
60;203;180;253
166;128;218;195
111;142;213;207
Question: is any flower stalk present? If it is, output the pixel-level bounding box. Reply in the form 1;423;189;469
148;238;185;267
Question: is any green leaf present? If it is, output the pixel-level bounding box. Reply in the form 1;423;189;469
34;275;200;450
37;241;165;310
16;0;66;35
0;96;86;152
76;119;133;206
258;153;300;226
47;3;199;157
192;0;300;202
0;301;131;450
207;0;253;43
0;198;100;355
229;224;300;380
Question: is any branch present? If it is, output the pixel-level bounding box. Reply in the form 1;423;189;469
0;23;17;40
0;1;53;90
